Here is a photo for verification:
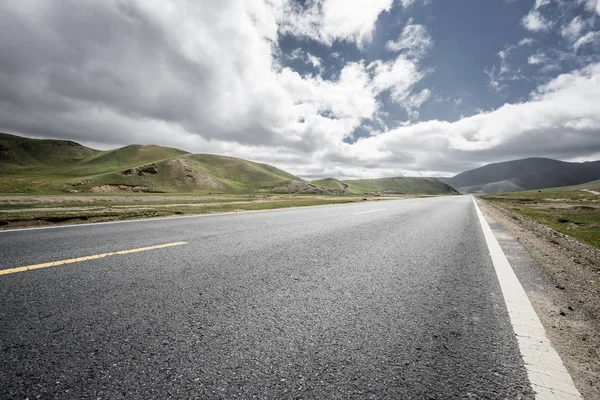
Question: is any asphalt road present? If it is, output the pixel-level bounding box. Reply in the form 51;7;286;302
0;196;534;399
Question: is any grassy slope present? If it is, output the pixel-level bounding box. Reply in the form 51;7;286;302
76;145;190;175
0;133;100;170
1;133;460;195
312;177;458;195
344;177;459;195
572;180;600;191
89;154;309;193
311;178;348;192
0;133;312;194
482;182;600;249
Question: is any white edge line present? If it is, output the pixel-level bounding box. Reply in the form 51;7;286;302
472;196;581;400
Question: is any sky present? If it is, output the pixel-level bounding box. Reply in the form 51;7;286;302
0;0;599;179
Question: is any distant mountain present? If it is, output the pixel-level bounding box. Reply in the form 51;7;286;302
312;177;459;195
445;157;600;194
0;133;323;194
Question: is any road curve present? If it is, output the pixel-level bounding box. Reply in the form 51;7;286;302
0;196;534;399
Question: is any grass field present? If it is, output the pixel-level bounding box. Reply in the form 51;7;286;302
0;194;386;229
481;181;600;249
312;176;459;195
311;178;348;192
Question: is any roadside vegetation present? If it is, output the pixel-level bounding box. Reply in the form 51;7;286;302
481;180;600;249
0;194;391;229
311;177;459;195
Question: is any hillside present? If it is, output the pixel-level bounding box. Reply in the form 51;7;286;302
0;133;322;194
446;157;600;194
1;133;460;196
311;178;349;193
0;132;101;171
312;176;458;195
573;179;600;192
344;177;459;195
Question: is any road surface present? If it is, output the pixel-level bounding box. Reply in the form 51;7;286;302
1;196;537;398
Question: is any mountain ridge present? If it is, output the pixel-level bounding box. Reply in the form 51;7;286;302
445;157;600;194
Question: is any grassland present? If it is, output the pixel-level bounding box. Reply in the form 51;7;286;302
311;178;348;192
481;180;600;249
344;177;459;195
0;193;391;229
312;177;459;195
0;133;324;194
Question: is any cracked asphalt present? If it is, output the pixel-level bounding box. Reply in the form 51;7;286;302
0;196;534;399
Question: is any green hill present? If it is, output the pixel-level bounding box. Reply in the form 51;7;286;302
0;132;100;171
346;177;459;195
86;154;323;193
0;133;321;194
571;180;600;191
0;133;459;196
313;177;459;195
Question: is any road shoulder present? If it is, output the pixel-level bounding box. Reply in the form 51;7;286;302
477;198;600;399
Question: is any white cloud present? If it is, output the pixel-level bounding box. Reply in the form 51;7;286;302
528;53;546;64
560;16;592;41
0;0;428;175
522;10;553;31
403;88;431;109
286;48;322;70
307;54;322;68
341;63;600;177
581;0;600;15
400;0;417;7
484;65;504;93
534;0;552;9
278;0;394;46
369;56;424;102
518;37;535;46
484;41;530;95
574;31;600;49
401;89;431;121
386;20;433;59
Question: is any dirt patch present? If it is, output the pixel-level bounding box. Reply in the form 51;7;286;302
121;163;159;177
164;157;225;191
89;185;162;193
479;199;600;399
270;180;332;194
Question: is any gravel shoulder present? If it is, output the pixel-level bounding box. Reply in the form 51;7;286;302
478;198;600;399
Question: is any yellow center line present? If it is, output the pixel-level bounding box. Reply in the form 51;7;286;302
352;208;387;215
0;241;188;276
